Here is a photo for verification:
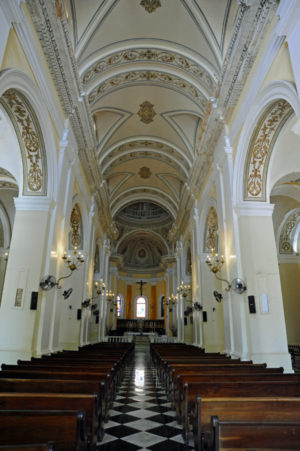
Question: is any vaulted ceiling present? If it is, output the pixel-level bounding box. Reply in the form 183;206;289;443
27;0;278;272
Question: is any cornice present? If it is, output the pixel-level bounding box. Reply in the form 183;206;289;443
26;0;113;232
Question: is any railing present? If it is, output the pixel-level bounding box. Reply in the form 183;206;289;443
103;335;133;343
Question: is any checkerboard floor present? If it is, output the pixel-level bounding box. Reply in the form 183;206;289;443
97;340;194;450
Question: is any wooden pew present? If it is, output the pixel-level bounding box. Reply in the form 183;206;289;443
193;396;300;450
180;380;300;441
210;415;300;451
0;370;113;421
0;410;87;451
0;444;56;450
0;393;98;450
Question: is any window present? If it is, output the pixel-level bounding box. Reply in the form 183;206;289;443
136;296;146;318
116;294;121;317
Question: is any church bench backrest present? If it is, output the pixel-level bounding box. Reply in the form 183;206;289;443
210;416;300;451
193;396;300;451
180;381;300;440
0;410;88;451
0;443;56;450
0;393;98;447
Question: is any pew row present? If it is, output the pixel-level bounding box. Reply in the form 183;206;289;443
0;410;87;451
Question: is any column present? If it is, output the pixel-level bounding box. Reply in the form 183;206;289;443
237;203;292;370
0;197;52;364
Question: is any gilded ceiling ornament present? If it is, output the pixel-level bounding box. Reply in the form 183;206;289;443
1;90;46;195
138;166;152;179
88;71;206;108
204;207;218;252
70;204;82;248
137;101;156;124
279;210;300;254
81;48;216;94
245;100;293;201
140;0;161;13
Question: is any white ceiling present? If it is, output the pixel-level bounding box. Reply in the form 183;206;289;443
59;0;240;269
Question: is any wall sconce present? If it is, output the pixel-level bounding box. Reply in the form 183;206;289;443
94;279;105;295
40;247;85;291
206;248;247;294
106;290;116;305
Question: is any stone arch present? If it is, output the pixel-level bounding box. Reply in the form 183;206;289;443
0;69;57;201
233;81;300;207
244;99;293;202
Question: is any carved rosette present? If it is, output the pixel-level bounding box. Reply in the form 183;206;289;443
204;207;218;252
137;101;156;124
140;0;161;14
244;100;293;201
138;166;152;178
1;89;46;196
70;204;82;248
279;210;300;254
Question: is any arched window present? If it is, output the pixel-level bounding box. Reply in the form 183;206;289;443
136;296;146;318
116;294;122;317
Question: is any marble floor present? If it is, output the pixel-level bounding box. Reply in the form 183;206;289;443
97;339;194;450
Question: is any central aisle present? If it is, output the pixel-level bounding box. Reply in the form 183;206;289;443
98;338;194;450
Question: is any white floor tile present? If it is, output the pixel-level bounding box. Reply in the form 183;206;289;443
122;431;167;447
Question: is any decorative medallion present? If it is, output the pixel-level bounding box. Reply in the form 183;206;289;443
70;204;82;248
138;166;152;179
244;100;293;201
204;207;218;252
140;0;161;14
0;89;46;196
279;209;300;254
138;248;146;258
137;101;156;124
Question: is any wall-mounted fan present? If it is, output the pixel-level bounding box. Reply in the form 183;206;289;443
231;278;247;294
39;275;57;291
62;288;73;299
213;290;223;303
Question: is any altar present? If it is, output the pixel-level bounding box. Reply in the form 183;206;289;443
116;319;165;335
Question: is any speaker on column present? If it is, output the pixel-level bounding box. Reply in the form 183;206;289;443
30;292;38;310
248;295;256;314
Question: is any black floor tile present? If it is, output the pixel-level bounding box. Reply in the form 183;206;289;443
104;424;140;438
109;413;139;424
149;440;193;450
147;425;182;438
97;439;140;450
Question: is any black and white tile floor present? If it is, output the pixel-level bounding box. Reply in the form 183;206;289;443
97;339;194;450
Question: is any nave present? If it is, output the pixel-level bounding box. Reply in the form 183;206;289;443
100;338;194;451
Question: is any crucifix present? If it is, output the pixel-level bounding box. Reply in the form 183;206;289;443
137;279;147;296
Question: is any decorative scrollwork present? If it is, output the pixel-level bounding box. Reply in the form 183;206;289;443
70;204;82;248
204;207;218;252
1;90;46;195
140;0;161;13
88;70;207;108
245;100;292;200
81;48;216;94
279;210;300;254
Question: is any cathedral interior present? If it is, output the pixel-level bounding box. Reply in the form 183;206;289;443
0;0;300;408
2;0;300;448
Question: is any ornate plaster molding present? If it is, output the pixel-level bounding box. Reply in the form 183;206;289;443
70;204;82;248
244;99;293;201
204;207;218;252
140;0;161;14
1;89;47;196
81;48;217;94
137;101;156;124
279;208;300;254
88;70;207;108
